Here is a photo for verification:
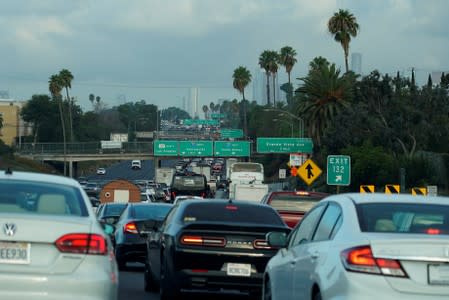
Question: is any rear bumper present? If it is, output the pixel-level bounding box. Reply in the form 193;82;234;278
0;257;118;300
115;243;147;263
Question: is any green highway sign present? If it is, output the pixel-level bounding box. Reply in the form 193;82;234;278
179;141;213;156
214;141;250;157
220;129;243;139
327;155;351;186
211;113;226;119
256;138;313;153
183;119;219;126
154;140;178;156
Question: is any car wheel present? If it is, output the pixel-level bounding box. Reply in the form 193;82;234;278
144;264;159;292
313;290;322;300
263;279;272;300
160;256;181;300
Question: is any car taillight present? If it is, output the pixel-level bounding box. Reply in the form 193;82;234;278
55;233;107;255
124;222;138;234
180;235;226;247
201;192;206;197
171;192;176;199
253;239;274;249
427;228;441;235
341;245;407;277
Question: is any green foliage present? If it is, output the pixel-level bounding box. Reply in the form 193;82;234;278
161;107;190;122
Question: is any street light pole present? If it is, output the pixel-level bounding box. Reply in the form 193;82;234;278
264;108;304;138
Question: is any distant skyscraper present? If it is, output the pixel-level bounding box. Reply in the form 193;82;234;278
189;88;199;118
253;68;267;105
351;53;362;75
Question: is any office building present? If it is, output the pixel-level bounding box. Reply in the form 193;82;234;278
351;53;362;75
0;99;31;147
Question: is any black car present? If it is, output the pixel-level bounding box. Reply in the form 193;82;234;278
170;172;211;200
114;202;173;270
142;199;290;299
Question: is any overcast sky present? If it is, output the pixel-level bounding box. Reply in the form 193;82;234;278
1;0;448;112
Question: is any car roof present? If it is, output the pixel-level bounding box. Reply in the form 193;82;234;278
0;169;80;187
324;193;449;206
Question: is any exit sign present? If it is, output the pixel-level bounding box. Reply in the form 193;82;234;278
327;155;351;186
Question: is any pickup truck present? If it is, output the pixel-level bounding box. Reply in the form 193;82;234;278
260;191;329;228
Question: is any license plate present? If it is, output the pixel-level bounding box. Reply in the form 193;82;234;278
227;263;251;277
429;264;449;285
0;242;31;264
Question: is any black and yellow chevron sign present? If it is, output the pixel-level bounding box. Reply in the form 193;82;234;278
385;184;400;194
360;185;375;193
412;187;427;196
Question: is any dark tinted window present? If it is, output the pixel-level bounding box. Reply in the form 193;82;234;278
290;205;326;246
357;203;449;234
181;202;284;225
132;204;172;219
172;176;206;191
103;204;127;216
313;203;341;241
231;163;263;173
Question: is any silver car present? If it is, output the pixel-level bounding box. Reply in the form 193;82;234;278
0;169;118;300
263;193;449;300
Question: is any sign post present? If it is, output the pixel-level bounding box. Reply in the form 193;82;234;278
327;155;351;186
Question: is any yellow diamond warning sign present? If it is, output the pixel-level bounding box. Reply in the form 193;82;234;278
298;159;322;186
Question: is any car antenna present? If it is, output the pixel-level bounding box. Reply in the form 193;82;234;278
5;167;12;175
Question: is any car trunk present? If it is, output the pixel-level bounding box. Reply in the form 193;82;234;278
369;235;449;296
0;214;92;275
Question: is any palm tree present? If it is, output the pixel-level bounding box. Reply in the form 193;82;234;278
279;46;297;84
309;56;330;73
297;63;355;146
269;51;280;105
259;50;272;105
328;9;359;72
59;69;74;142
202;105;209;119
49;74;67;176
89;93;95;105
232;66;252;138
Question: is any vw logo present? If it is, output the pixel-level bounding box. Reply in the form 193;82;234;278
3;223;17;236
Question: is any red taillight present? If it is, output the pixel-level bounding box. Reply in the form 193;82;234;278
253;239;273;249
226;205;238;211
124;222;138;234
172;192;176;199
427;228;441;235
180;235;226;247
55;233;107;255
201;192;206;198
341;246;407;277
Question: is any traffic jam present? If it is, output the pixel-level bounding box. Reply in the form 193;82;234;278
1;155;449;300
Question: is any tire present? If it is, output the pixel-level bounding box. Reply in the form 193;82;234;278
313;290;322;300
144;264;159;292
116;257;126;271
263;279;272;300
160;256;181;300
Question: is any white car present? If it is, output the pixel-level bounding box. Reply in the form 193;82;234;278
173;195;204;205
263;193;449;300
131;160;142;169
0;169;118;299
96;167;106;175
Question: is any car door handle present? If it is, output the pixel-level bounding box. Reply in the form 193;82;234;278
311;252;319;260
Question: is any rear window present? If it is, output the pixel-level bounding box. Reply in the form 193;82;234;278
231;163;263;173
132;204;172;219
104;204;127;216
172;176;205;190
0;180;88;216
269;193;322;212
181;202;284;226
357;203;449;234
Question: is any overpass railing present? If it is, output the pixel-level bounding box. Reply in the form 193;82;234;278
17;142;154;155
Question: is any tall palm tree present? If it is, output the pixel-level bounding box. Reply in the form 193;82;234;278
202;105;209;119
268;51;280;105
259;50;272;105
232;66;252;138
49;74;67;176
328;9;359;73
297;63;355;146
59;69;74;142
279;46;297;84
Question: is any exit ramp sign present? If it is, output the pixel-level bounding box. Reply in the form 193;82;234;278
327;155;351;186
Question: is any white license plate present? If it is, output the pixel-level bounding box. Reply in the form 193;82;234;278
0;242;31;264
429;264;449;285
227;263;251;277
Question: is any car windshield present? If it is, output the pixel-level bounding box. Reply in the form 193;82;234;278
131;204;172;219
172;176;205;191
357;203;449;234
269;193;322;212
0;180;88;216
181;202;284;226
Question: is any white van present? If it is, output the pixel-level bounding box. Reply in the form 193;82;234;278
131;160;142;169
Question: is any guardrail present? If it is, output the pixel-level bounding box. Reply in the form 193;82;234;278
16;142;154;155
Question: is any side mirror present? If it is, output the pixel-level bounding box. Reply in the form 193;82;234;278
266;231;288;248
